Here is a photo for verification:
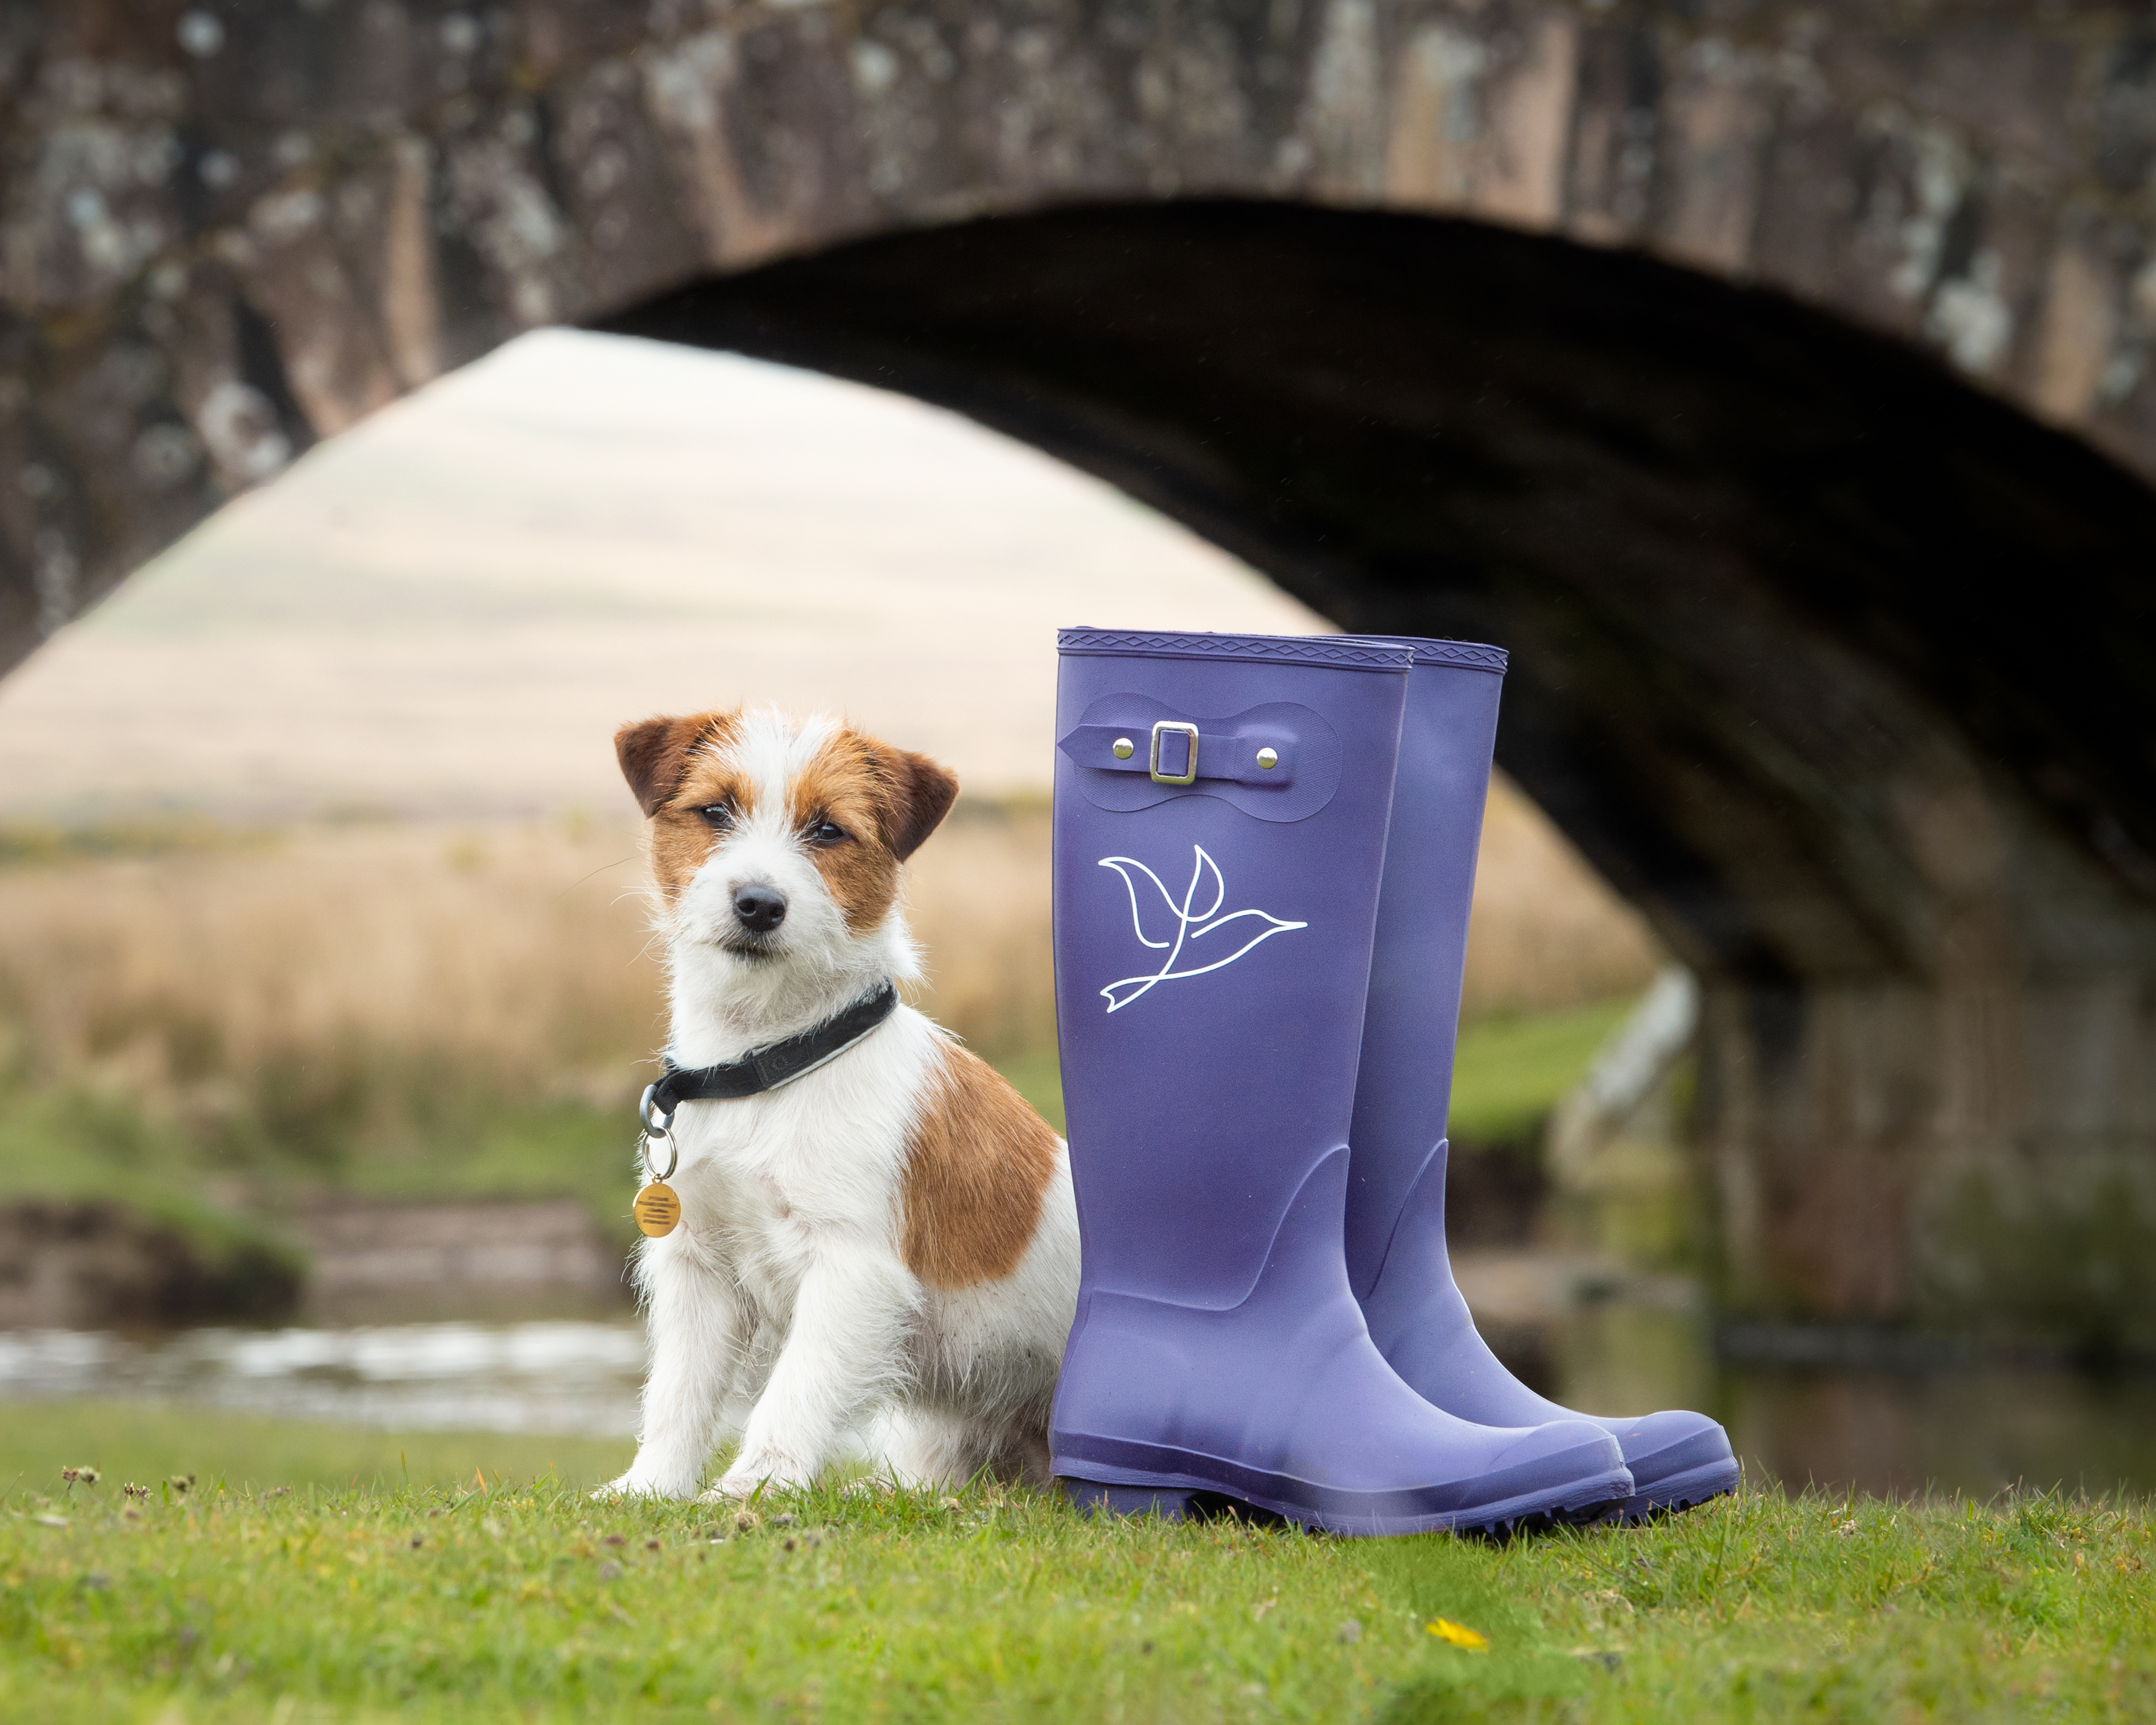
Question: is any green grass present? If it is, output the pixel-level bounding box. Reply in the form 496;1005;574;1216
2;1404;2151;1723
330;1098;646;1252
1449;1001;1637;1147
0;1404;628;1502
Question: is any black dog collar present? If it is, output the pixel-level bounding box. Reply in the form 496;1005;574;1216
640;980;899;1130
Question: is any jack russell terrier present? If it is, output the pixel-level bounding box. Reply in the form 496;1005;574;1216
600;705;1079;1500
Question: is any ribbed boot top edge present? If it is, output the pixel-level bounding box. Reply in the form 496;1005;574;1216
1337;635;1510;674
1057;629;1414;671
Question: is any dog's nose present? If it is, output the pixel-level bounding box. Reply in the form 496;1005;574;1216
733;884;788;934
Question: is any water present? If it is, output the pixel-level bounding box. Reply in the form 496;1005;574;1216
1;1310;2150;1499
1538;1302;2156;1500
0;1322;646;1438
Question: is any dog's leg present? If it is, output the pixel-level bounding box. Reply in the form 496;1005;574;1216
600;1237;745;1500
931;1406;1053;1493
712;1248;913;1498
881;1406;975;1492
979;1408;1054;1490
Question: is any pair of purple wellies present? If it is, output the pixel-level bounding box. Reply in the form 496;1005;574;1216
1047;628;1739;1536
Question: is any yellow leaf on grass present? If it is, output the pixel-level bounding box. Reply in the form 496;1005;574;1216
1428;1619;1490;1650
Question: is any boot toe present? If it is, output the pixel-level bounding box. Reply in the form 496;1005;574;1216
1491;1418;1626;1476
1448;1418;1630;1521
1599;1409;1733;1481
1594;1409;1739;1515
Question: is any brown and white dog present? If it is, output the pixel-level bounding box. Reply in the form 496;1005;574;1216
599;705;1078;1501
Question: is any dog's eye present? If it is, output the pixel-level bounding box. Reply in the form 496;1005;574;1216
698;805;733;830
807;820;848;848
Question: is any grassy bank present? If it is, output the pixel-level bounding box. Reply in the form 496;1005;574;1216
1448;1002;1641;1149
1;1405;2149;1723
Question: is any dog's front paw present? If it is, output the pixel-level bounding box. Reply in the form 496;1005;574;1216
593;1469;695;1503
711;1448;811;1500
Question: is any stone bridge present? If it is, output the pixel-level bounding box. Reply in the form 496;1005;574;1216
5;1;2155;1343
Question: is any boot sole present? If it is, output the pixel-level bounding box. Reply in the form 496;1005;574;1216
1058;1461;1634;1538
1612;1458;1742;1522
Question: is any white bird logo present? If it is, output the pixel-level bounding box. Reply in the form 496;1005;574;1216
1096;845;1308;1012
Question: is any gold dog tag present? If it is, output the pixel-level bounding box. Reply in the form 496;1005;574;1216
634;1180;682;1237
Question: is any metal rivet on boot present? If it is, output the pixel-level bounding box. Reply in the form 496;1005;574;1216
1256;748;1279;769
1112;737;1135;759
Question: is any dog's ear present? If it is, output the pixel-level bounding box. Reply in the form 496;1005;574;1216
873;745;960;862
615;714;710;817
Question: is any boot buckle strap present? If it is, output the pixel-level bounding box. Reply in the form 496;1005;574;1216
1058;700;1335;822
1148;721;1200;785
1061;719;1295;787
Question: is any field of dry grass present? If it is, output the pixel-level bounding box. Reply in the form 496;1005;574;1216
0;818;658;1161
0;807;1043;1134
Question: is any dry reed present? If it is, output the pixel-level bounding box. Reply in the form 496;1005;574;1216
0;822;661;1163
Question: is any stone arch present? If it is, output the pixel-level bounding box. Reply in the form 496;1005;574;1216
11;3;2156;665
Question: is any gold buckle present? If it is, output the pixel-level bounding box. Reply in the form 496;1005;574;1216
1149;720;1199;785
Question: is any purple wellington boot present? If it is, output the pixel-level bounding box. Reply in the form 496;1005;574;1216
1343;636;1739;1520
1046;629;1634;1536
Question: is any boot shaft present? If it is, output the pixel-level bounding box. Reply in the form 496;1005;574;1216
1051;629;1412;1307
1340;639;1508;1298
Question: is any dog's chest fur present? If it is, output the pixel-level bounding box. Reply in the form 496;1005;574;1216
662;1008;936;1319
